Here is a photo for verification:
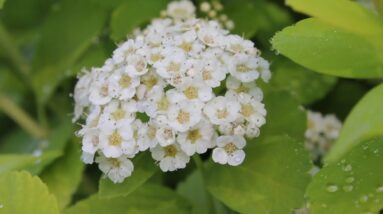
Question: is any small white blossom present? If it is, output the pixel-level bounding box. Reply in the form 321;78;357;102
212;135;246;166
99;127;136;158
166;0;196;19
229;53;260;83
203;96;240;125
167;101;202;132
96;154;134;183
151;143;190;172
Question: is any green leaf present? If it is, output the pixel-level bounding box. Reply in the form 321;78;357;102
65;184;191;214
0;0;5;10
223;0;293;39
110;0;169;42
0;171;59;214
31;0;108;105
41;141;84;210
206;135;312;213
272;18;383;78
307;137;383;214
286;0;383;37
260;90;306;141
177;170;210;214
0;152;62;175
267;58;337;105
375;0;383;15
325;83;383;164
99;152;158;198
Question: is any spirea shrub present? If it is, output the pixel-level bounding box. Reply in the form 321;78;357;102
73;0;270;183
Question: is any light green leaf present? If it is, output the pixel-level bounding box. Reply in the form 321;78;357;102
260;90;306;141
375;0;383;14
325;83;383;164
41;141;84;210
206;135;312;214
307;137;383;214
0;151;62;175
31;0;108;105
110;0;169;42
267;58;337;105
286;0;383;37
272;18;383;78
0;0;5;10
65;184;191;214
0;171;59;214
99;152;158;198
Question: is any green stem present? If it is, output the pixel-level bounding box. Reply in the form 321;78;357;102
192;155;217;214
0;21;30;82
0;94;47;139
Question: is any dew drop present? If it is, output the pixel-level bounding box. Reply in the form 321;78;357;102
0;204;3;209
376;186;383;193
360;195;368;203
342;185;353;192
326;185;338;193
345;177;355;184
343;164;352;172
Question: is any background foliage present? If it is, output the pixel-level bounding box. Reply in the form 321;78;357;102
0;0;382;213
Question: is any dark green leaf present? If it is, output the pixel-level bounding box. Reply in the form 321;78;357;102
267;58;337;105
41;140;84;210
206;135;312;213
65;184;191;214
260;90;306;141
110;0;169;42
31;0;108;105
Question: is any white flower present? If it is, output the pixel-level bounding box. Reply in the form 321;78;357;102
229;53;260;83
226;75;263;101
305;110;342;161
96;154;134;183
143;88;171;117
194;60;227;88
81;129;100;155
200;2;211;12
197;21;225;47
167;101;202;132
174;30;204;56
109;69;140;100
177;119;216;155
73;70;93;121
166;80;213;103
236;92;267;127
113;39;143;64
258;57;271;83
99;127;136;158
203;96;240;125
166;0;196;19
98;100;136;130
225;35;255;54
89;72;113;105
212;135;246;166
154;50;188;79
155;124;176;147
151;143;190;172
125;54;148;76
81;152;95;164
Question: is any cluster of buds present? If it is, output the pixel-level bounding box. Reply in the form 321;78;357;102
305;110;342;162
73;0;270;183
199;1;235;30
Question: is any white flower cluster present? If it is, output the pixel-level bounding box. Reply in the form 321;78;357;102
305;110;342;162
199;1;235;30
73;0;270;183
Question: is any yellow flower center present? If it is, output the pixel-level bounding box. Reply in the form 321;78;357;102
184;86;198;99
241;104;255;117
119;74;132;88
164;145;177;157
223;143;237;154
109;158;121;167
236;64;250;73
167;62;181;73
157;97;169;111
217;109;229;119
179;42;193;52
109;131;122;146
111;108;125;121
177;110;190;124
187;129;201;144
202;69;212;80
